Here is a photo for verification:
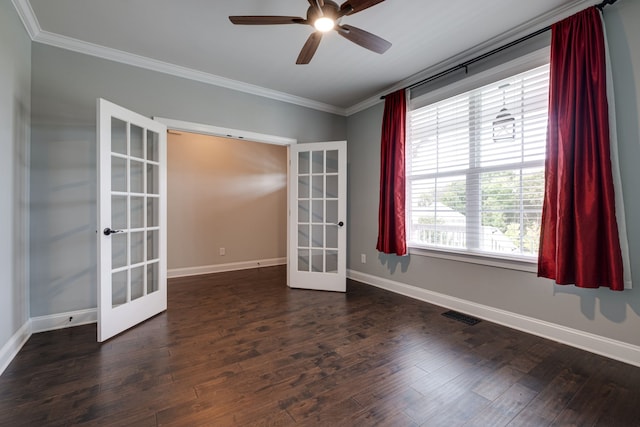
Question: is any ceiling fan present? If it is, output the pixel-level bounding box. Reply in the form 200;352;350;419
229;0;391;64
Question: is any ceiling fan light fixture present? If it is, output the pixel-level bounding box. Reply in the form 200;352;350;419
314;16;335;32
229;0;391;64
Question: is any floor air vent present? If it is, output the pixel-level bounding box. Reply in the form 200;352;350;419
442;310;481;326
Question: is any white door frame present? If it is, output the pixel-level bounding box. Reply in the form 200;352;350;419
153;117;298;286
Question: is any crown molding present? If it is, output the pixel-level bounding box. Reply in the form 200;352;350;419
10;0;347;117
345;0;597;116
11;0;39;38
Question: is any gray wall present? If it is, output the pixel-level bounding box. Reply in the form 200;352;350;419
30;43;347;317
0;0;31;349
346;0;640;348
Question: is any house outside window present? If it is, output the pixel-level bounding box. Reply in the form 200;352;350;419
406;63;550;260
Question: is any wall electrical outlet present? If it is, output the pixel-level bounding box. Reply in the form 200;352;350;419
219;247;226;256
361;254;366;264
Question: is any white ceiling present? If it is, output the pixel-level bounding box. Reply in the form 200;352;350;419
18;0;594;114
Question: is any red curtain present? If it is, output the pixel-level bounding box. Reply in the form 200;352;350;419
376;89;407;256
538;7;624;290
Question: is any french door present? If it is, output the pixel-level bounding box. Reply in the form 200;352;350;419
97;99;167;342
288;141;347;292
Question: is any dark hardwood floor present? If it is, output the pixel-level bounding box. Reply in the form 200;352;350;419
1;266;639;426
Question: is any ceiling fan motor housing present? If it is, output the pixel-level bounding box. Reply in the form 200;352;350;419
307;0;340;23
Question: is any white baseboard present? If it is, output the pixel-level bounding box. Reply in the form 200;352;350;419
168;257;286;279
0;321;31;376
31;308;97;334
347;269;640;368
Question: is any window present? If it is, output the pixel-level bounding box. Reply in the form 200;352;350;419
406;64;549;259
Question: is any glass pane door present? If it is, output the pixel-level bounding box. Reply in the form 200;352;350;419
289;141;346;292
98;98;167;342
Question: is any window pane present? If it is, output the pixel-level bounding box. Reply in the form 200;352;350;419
112;270;127;307
311;225;323;248
298;151;310;175
326;150;339;174
147;262;159;294
112;233;127;269
111;156;127;192
478;66;549;168
298;176;310;199
298;249;310;272
311;249;324;272
298;200;309;223
312;151;324;174
478;168;545;255
298;224;309;247
147;164;159;195
409;93;470;175
111;195;127;230
147;197;159;227
326;175;338;198
326;200;338;224
131;266;144;301
131;160;144;194
130;196;144;229
147;230;159;261
131;231;144;265
147;130;159;162
312;200;323;223
326;226;338;249
408;175;466;249
130;125;144;159
326;250;338;273
312;175;324;199
111;118;127;155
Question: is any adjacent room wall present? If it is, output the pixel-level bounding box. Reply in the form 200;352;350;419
0;0;31;368
30;43;347;318
167;132;287;273
346;0;640;350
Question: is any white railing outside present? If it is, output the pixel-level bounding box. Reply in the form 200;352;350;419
412;223;518;253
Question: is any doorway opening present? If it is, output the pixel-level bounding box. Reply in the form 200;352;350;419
154;117;297;278
166;130;289;278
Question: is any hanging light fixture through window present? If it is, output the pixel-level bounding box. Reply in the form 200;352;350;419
492;83;515;142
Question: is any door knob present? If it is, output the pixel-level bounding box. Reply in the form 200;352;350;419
103;228;124;236
337;221;344;227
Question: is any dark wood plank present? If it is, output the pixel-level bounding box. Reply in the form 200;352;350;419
0;266;639;426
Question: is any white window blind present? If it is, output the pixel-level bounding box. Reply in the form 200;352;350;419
407;64;549;259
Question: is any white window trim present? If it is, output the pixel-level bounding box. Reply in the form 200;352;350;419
407;47;550;270
409;246;538;273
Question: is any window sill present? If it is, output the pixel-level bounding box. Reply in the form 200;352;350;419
408;245;538;273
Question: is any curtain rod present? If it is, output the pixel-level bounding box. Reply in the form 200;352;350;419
380;0;618;100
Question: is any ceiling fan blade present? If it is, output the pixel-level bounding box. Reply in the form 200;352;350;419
337;24;391;54
229;16;305;25
296;32;323;64
339;0;385;16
